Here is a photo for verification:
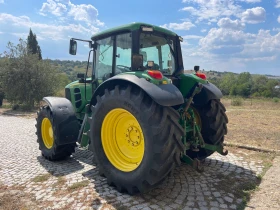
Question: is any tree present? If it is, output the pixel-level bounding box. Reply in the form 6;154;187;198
251;75;268;97
27;29;42;60
231;72;253;97
0;39;59;109
219;73;237;95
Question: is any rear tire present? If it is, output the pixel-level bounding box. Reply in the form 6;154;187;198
36;106;76;160
88;85;184;194
186;99;228;160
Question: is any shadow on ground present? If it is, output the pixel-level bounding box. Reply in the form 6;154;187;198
38;147;261;210
37;147;94;176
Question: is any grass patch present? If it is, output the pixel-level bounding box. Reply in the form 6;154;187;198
67;180;89;191
273;97;279;103
231;98;243;106
215;171;261;210
32;174;51;183
237;182;260;210
52;176;67;188
0;183;38;210
227;149;276;210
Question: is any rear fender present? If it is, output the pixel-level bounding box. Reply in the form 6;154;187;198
90;74;184;107
193;82;223;105
42;97;80;145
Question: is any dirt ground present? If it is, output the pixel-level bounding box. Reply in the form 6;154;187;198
222;98;280;151
0;184;39;210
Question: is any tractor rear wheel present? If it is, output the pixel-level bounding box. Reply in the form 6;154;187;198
88;85;185;194
36;106;76;160
187;99;228;160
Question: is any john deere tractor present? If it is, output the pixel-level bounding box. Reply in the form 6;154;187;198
36;22;228;195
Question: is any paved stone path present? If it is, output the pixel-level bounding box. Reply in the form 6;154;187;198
0;115;264;210
245;156;280;210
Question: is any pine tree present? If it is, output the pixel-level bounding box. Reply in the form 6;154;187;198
37;45;42;60
27;28;42;60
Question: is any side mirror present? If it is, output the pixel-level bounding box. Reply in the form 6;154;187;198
69;39;77;55
132;54;143;70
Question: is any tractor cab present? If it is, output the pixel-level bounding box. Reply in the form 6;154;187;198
69;23;184;86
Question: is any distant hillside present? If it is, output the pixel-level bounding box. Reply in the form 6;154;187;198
184;69;280;81
46;59;92;81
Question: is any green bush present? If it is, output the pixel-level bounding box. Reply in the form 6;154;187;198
273;97;279;103
0;39;60;110
231;98;243;106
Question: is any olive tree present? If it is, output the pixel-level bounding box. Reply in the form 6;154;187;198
0;39;59;109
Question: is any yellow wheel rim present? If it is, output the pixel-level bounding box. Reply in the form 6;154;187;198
186;107;202;130
101;108;145;172
41;118;54;149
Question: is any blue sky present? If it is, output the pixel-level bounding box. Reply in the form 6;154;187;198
0;0;280;75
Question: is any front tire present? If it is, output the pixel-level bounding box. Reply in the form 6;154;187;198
88;85;184;194
36;106;76;160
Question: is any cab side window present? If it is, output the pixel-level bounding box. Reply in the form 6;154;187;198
95;37;113;80
115;33;132;74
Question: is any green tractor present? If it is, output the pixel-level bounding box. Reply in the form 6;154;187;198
36;22;228;195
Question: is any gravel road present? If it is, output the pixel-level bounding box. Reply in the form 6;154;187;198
0;115;265;210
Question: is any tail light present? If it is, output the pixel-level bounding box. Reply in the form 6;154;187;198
195;73;207;80
147;70;163;80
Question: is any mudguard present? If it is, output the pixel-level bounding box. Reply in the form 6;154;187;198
193;82;223;105
90;74;184;106
42;97;80;145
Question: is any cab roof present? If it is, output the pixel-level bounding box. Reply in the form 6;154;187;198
91;22;177;41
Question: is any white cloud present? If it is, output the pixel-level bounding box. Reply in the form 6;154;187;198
181;0;242;23
68;2;104;26
217;18;245;30
181;6;197;13
0;13;99;41
194;26;280;62
11;32;29;38
199;28;252;55
241;7;266;24
161;21;195;30
201;29;207;33
239;0;261;3
250;30;280;53
276;0;280;8
39;0;104;26
40;0;67;16
273;28;280;32
278;15;280;23
237;55;276;62
56;0;70;4
183;35;203;39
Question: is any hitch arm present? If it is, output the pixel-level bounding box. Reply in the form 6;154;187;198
203;143;228;156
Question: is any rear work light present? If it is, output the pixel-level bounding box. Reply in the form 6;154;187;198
195;73;207;80
147;70;163;80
